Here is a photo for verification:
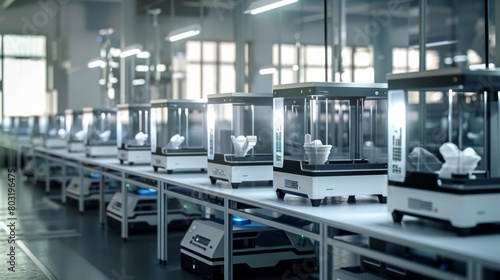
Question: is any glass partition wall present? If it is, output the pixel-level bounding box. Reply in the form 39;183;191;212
133;0;493;98
1;1;493;128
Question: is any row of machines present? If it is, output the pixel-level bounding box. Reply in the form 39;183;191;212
5;68;499;278
109;101;205;230
2;114;68;181
63;108;199;229
192;69;500;279
100;69;500;279
1;113;69;147
1;115;46;145
4;68;500;233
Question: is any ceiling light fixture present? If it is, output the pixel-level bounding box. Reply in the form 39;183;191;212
156;64;167;72
166;24;201;42
245;0;298;15
110;48;121;57
137;51;151;59
120;44;142;58
88;58;105;69
409;40;458;49
135;65;149;72
132;79;146;86
259;67;276;75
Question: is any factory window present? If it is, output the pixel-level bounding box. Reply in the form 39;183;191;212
392;48;440;73
301;45;333;83
1;35;47;117
336;46;374;83
273;43;332;85
272;43;298;85
352;46;375;82
272;44;374;84
183;41;248;99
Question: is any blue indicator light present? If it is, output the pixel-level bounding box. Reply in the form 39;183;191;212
137;188;157;195
232;216;251;225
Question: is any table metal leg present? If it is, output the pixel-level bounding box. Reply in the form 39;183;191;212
78;164;84;213
99;170;106;224
224;199;233;280
61;163;67;203
16;145;21;186
158;182;168;263
319;223;329;280
33;155;39;183
121;173;128;240
45;160;51;194
10;147;15;170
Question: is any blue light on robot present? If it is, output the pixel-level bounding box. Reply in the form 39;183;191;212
137;188;157;195
232;216;251;225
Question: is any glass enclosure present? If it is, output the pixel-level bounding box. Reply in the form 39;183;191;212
12;116;31;136
117;104;151;149
387;68;500;185
82;108;117;146
274;83;387;171
65;110;85;143
207;93;273;163
45;114;66;140
1;116;12;134
10;116;46;138
31;115;48;138
151;100;206;154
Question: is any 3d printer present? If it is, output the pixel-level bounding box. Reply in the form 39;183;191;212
151;99;207;174
207;93;274;189
11;116;46;144
117;104;151;165
273;82;388;207
387;68;500;235
1;116;13;136
43;113;67;148
28;116;47;146
65;109;85;152
11;116;28;141
23;114;66;181
83;107;117;157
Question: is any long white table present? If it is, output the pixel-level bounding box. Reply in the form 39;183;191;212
31;146;500;280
